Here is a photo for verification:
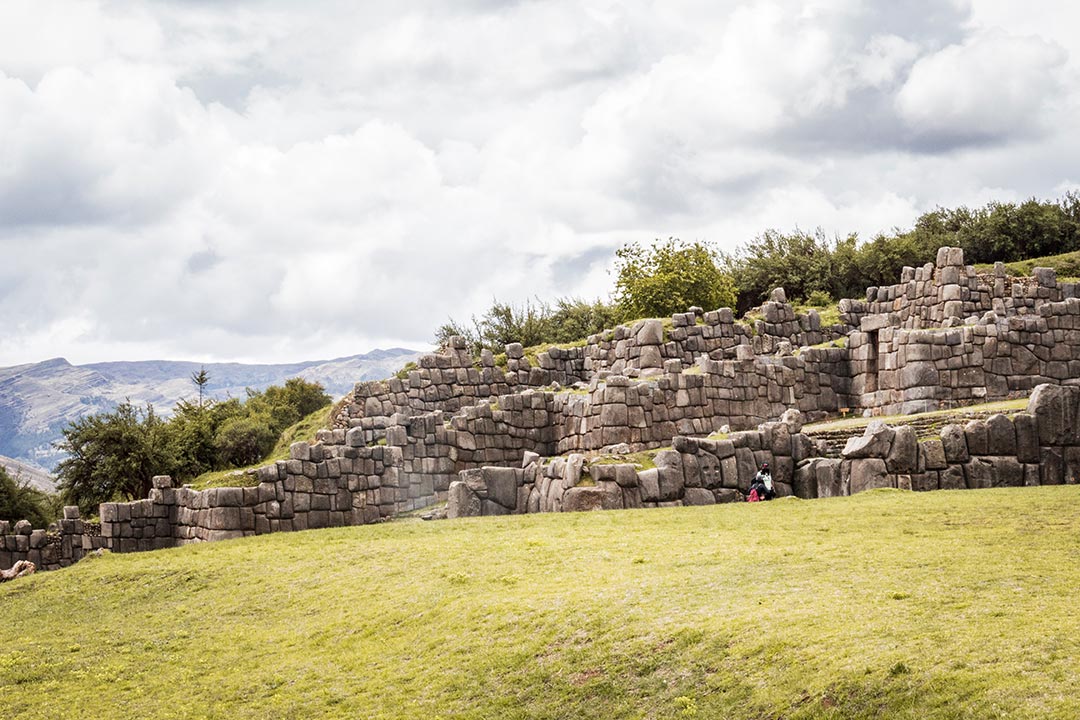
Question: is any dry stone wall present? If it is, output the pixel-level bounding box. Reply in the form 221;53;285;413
796;383;1080;496
0;507;105;571
448;412;815;517
97;442;403;553
450;383;1080;518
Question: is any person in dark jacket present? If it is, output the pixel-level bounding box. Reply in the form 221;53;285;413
750;462;775;501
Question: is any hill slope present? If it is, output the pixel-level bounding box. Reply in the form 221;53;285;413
2;487;1079;719
0;348;422;472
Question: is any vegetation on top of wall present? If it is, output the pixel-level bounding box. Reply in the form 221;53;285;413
973;249;1080;281
55;376;332;512
613;238;737;320
725;194;1080;312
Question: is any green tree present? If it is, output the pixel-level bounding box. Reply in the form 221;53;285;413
214;415;277;468
244;378;330;435
55;402;172;513
0;466;56;527
614;238;737;319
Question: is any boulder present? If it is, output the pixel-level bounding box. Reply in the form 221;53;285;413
683;488;716;506
779;408;804;434
842;421;895;459
847;458;890;494
940;425;969;463
885;426;918;473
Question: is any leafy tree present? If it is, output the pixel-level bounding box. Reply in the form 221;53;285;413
214;415;277;468
0;466;56;527
244;378;330;435
56;402;172;513
613;238;737;319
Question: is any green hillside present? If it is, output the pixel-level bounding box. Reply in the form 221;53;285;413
3;488;1080;719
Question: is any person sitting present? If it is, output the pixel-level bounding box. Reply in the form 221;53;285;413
750;462;775;501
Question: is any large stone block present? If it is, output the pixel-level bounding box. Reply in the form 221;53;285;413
940;425;969;463
847;458;890;494
920;439;947;470
963;458;994;489
447;481;481;518
637;469;661;502
963;419;991;456
1012;413;1040;464
683;488;715;506
636;319;664;346
842;421;895;459
984;414;1016;456
563;486;622;512
885;426;918;473
484;467;520;509
938;465;966;490
1029;383;1080;446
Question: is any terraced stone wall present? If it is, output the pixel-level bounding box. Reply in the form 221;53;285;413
447;413;815;517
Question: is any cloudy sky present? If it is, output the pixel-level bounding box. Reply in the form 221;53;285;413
1;0;1078;366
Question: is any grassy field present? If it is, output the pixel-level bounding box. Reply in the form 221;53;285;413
3;487;1080;719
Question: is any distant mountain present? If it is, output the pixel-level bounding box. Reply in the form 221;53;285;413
0;348;423;475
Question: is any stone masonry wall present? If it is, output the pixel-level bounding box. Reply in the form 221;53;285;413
334;301;850;432
0;507;105;572
98;442;402;553
450;383;1080;518
448;411;815;517
796;383;1080;497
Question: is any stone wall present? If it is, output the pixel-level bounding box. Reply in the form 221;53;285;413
798;382;1080;496
0;507;105;571
448;411;815;517
98;442;403;552
840;246;1079;331
334;300;849;431
450;384;1080;518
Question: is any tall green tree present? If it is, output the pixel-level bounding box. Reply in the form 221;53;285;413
613;238;737;319
56;402;172;513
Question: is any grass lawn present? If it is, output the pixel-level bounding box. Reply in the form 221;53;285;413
3;487;1080;719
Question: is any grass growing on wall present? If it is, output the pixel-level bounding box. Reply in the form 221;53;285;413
4;487;1080;719
973;249;1080;281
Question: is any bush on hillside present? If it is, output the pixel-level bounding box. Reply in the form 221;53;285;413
613;238;737;320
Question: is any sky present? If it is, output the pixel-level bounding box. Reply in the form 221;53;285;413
2;0;1079;366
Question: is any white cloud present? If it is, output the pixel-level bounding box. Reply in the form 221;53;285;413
1;0;1079;366
896;31;1068;146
